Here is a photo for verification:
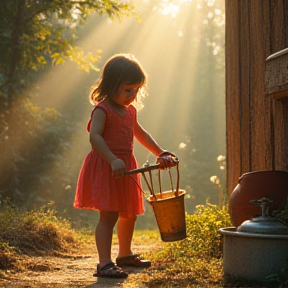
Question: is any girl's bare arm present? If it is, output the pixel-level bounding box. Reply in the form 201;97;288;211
134;120;165;157
89;108;126;175
134;119;177;169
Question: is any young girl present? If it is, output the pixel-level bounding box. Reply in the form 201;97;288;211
74;53;176;278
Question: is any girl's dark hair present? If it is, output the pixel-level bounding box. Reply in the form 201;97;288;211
89;54;147;105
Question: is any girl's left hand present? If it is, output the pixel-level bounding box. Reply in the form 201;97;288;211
156;151;179;169
111;158;127;178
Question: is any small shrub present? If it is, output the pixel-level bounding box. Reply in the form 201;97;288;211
265;267;288;288
147;200;232;287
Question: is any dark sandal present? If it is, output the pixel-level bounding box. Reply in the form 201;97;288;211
93;262;128;278
116;254;151;268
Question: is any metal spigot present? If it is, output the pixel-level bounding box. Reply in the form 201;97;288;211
249;197;274;217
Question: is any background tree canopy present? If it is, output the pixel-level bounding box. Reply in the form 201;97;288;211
0;0;225;227
0;0;136;204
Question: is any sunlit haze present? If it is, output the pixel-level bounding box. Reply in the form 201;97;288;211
31;0;225;211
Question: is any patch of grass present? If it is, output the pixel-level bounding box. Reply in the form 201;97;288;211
0;199;233;287
145;201;232;287
0;200;81;273
131;230;159;244
111;229;160;252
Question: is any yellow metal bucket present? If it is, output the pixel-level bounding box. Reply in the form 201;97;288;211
148;189;186;242
126;159;187;242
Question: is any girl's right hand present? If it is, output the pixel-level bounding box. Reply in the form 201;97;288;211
156;151;178;169
111;159;126;178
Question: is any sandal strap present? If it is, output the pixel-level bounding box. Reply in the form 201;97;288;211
96;262;128;278
117;254;140;261
116;254;151;268
100;262;115;271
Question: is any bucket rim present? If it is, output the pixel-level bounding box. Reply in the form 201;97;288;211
148;189;186;203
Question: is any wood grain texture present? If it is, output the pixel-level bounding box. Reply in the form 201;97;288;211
225;0;241;194
226;0;288;194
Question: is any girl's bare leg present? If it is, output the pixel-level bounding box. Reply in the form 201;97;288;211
117;215;137;258
95;210;119;267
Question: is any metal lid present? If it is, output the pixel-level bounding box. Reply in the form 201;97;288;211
237;198;288;235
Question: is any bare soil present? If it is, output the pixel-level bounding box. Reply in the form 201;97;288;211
0;237;162;288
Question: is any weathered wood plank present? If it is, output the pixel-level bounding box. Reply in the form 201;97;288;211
239;0;251;174
268;1;288;170
285;0;288;43
225;0;241;194
282;98;288;170
265;48;288;98
262;1;276;170
225;0;288;194
249;0;273;171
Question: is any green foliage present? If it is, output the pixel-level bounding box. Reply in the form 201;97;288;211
51;46;102;72
0;98;73;206
181;201;231;259
265;267;288;288
273;197;288;227
146;201;232;286
0;0;138;210
0;0;136;77
266;199;288;288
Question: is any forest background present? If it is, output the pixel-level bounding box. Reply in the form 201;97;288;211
0;0;225;229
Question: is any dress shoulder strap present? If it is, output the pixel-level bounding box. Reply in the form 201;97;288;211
86;102;109;132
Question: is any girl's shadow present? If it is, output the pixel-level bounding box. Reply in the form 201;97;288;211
86;277;126;287
86;267;148;287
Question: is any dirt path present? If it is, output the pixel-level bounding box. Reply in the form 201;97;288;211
0;238;162;288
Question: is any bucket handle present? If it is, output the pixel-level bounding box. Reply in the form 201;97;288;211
125;159;180;199
157;162;180;196
125;163;160;199
125;163;161;175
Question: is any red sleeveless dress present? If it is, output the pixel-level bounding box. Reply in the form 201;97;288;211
74;101;144;217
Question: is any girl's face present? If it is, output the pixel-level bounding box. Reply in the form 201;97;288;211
111;83;141;107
